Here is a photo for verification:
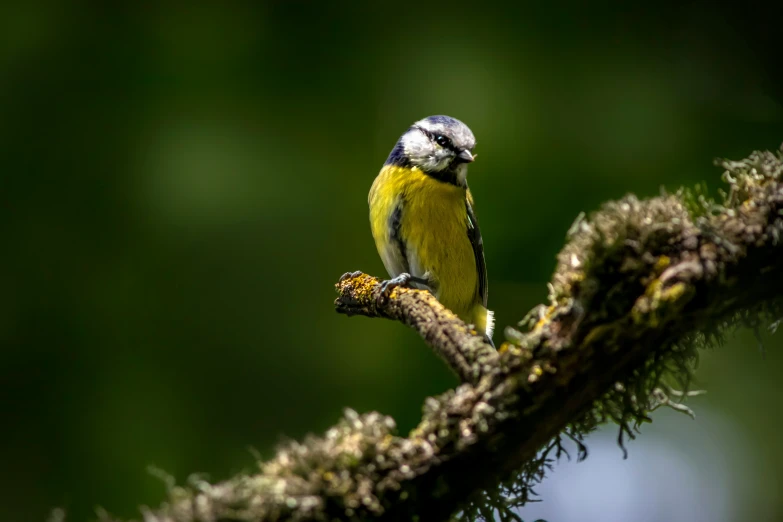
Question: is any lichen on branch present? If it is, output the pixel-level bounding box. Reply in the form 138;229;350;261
334;271;498;384
101;149;783;522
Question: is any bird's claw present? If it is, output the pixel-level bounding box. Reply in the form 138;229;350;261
376;273;412;307
339;270;364;283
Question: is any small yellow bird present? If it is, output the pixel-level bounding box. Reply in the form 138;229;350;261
368;115;494;346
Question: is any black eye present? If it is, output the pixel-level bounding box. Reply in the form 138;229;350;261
435;134;451;148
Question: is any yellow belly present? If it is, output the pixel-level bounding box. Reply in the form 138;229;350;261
369;165;479;321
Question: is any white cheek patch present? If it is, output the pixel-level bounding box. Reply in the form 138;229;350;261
402;128;455;172
403;130;438;170
401;130;430;156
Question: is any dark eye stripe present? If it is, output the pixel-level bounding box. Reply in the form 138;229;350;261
413;125;460;153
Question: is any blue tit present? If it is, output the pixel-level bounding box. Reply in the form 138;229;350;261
368;115;495;347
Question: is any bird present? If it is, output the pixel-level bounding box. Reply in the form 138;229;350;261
368;115;494;347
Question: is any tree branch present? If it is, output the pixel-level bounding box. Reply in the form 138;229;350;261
334;271;498;384
104;149;783;522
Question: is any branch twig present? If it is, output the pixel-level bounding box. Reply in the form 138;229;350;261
334;271;498;384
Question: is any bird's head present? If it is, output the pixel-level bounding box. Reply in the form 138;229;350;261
386;115;476;186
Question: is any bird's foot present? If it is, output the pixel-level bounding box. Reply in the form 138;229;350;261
339;270;364;282
376;273;413;307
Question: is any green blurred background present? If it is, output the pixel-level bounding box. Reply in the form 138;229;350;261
2;2;782;521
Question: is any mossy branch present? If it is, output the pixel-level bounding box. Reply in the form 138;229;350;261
101;149;783;522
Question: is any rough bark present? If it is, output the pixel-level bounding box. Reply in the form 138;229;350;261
334;270;498;384
103;150;783;522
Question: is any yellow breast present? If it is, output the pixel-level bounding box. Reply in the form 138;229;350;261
369;165;478;318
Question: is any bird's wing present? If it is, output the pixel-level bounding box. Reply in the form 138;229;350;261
383;200;410;278
466;190;488;307
386;199;433;292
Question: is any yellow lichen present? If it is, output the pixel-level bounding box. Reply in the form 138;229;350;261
645;278;662;298
534;305;558;331
654;255;670;273
661;282;687;302
633;276;691;327
526;365;544;383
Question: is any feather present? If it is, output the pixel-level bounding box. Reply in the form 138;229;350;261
465;190;488;307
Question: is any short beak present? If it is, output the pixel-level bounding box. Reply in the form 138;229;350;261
456;149;475;163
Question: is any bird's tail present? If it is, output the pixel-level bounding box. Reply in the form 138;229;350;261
473;305;496;349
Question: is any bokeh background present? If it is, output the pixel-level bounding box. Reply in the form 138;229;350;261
2;2;782;521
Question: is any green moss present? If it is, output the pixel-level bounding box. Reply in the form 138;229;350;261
458;149;783;522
